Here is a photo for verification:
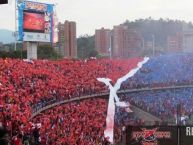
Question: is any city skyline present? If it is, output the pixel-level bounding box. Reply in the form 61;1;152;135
1;0;193;37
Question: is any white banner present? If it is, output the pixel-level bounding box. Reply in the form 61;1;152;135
97;57;150;144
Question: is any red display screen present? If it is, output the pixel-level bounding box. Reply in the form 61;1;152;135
23;11;45;33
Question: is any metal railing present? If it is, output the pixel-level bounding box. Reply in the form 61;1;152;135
30;84;193;119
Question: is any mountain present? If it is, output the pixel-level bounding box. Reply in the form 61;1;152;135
0;29;15;44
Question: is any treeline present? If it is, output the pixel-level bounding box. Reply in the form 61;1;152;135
77;35;99;58
77;18;193;57
37;45;61;60
2;18;193;59
0;44;61;60
123;18;188;49
0;50;27;58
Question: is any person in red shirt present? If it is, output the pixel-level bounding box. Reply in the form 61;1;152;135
12;134;22;145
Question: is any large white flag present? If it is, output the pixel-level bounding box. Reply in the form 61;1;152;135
97;57;149;143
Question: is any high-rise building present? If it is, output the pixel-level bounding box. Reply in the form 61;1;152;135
167;33;182;53
112;25;129;58
95;28;111;57
127;28;143;57
112;25;142;58
58;22;65;56
58;21;77;58
183;24;193;53
144;41;153;50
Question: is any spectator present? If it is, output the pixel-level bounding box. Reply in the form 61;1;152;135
0;127;10;145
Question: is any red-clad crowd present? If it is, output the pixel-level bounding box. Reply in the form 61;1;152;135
0;57;141;144
32;99;110;145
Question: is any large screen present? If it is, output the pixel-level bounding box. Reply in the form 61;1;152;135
23;11;45;33
18;1;55;42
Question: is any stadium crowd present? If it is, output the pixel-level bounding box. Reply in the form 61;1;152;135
122;53;193;89
119;88;193;122
2;53;193;144
117;54;193;126
31;98;123;145
0;57;141;144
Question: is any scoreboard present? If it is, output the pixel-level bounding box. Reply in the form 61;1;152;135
17;0;55;42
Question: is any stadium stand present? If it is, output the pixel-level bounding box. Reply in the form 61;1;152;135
0;58;141;144
122;53;193;89
120;88;193;123
2;53;193;144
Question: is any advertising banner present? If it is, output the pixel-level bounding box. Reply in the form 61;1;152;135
126;126;193;145
126;126;178;145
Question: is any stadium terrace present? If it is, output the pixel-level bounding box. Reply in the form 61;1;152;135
1;54;193;144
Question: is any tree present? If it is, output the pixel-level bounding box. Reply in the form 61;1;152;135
123;18;185;51
89;50;98;57
0;50;27;58
37;45;60;60
77;35;96;59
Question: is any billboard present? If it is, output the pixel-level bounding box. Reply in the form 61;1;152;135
17;0;57;42
126;126;178;145
126;126;193;145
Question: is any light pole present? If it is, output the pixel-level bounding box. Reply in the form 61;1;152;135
152;34;155;56
109;31;112;59
142;37;145;50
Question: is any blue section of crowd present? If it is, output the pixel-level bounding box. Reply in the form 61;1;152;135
120;53;193;123
123;53;193;89
121;88;193;120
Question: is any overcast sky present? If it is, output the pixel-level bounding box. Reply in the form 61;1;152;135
1;0;193;37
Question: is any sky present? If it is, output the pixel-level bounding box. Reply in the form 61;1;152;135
1;0;193;37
